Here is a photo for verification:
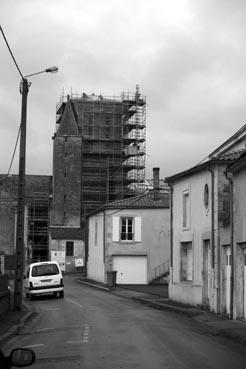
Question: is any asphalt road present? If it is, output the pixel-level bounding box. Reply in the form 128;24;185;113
2;276;246;369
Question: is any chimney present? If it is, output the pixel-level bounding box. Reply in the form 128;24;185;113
153;167;160;201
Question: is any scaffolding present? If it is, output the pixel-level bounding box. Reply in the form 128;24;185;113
0;175;52;263
28;194;49;263
56;86;146;217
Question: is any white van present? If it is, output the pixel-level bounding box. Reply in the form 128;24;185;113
24;261;64;299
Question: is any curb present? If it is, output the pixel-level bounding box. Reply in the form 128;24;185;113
77;279;111;292
0;302;37;345
77;279;246;348
132;296;246;347
130;296;201;317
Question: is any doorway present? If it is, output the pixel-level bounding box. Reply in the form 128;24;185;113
225;246;231;315
202;240;210;307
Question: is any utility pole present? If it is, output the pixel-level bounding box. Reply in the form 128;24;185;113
13;78;29;311
0;26;58;311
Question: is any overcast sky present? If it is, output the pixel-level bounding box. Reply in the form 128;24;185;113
1;0;246;179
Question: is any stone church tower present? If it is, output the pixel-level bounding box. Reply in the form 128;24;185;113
49;97;84;272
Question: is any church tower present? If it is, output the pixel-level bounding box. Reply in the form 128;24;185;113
49;96;84;272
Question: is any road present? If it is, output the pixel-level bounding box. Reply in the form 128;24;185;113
2;276;246;369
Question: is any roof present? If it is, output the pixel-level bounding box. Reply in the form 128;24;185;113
208;123;246;158
0;174;52;198
49;227;83;240
88;191;170;216
166;149;244;183
211;149;245;161
56;99;79;136
227;149;246;174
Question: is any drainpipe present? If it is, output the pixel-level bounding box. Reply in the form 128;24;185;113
208;166;216;311
225;170;234;320
169;184;173;270
103;210;106;265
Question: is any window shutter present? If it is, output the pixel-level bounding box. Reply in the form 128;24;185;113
112;217;120;242
134;217;142;242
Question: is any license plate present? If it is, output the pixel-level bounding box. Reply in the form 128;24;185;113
41;279;52;283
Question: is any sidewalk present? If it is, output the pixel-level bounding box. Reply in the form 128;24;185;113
77;278;246;347
0;303;36;346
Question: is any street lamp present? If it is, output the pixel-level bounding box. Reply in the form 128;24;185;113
13;66;58;311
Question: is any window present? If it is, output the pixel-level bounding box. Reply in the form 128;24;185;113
204;184;209;208
121;217;133;241
32;263;59;277
112;216;141;242
183;191;190;228
180;242;193;281
66;241;74;256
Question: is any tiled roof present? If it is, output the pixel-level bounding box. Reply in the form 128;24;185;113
208;123;246;158
0;174;52;197
104;190;170;209
166;149;246;183
211;149;245;161
49;227;83;240
227;149;246;173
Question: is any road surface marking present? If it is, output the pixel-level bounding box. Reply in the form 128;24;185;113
66;297;84;308
66;341;84;344
24;344;44;348
45;307;60;311
82;324;90;343
37;328;54;332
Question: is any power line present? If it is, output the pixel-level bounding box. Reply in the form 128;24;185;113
0;25;24;79
0;26;24;184
0;123;21;184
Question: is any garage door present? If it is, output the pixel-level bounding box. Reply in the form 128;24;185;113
112;256;147;284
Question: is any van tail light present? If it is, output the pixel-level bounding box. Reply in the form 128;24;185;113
60;279;63;286
29;282;33;288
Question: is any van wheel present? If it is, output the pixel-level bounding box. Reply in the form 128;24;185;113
25;292;29;298
59;291;64;298
29;294;33;301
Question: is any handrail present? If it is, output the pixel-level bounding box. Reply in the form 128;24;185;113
154;260;170;280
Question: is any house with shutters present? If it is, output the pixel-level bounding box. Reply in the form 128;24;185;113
166;123;246;317
87;169;170;285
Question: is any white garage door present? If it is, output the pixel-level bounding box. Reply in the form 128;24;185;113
112;256;147;284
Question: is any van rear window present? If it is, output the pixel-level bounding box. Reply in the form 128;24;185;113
32;264;59;277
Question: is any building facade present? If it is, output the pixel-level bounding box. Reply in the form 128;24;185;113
166;124;246;316
88;169;170;285
227;151;246;319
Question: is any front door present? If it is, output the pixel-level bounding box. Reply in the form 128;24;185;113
225;246;231;315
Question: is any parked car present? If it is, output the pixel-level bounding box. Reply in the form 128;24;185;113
24;261;64;299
